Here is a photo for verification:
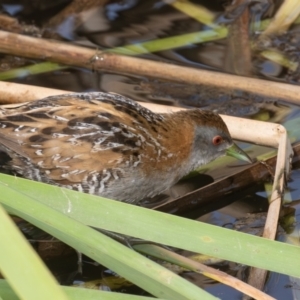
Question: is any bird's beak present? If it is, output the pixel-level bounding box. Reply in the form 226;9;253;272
226;143;253;163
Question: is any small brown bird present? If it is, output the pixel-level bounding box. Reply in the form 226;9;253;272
0;92;251;203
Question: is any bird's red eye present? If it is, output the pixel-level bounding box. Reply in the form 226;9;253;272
212;135;223;146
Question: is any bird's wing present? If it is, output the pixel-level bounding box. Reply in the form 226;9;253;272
0;93;159;184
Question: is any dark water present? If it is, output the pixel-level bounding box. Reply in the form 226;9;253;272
2;0;300;298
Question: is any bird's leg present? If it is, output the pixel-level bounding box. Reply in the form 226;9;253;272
76;250;83;274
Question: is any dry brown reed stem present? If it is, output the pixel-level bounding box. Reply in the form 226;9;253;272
0;81;66;104
135;244;276;300
224;0;252;76
0;30;300;104
245;124;293;293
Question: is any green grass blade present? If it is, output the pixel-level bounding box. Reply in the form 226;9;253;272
0;62;66;80
0;204;69;300
0;176;216;300
109;29;227;55
0;279;166;300
0;174;299;279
